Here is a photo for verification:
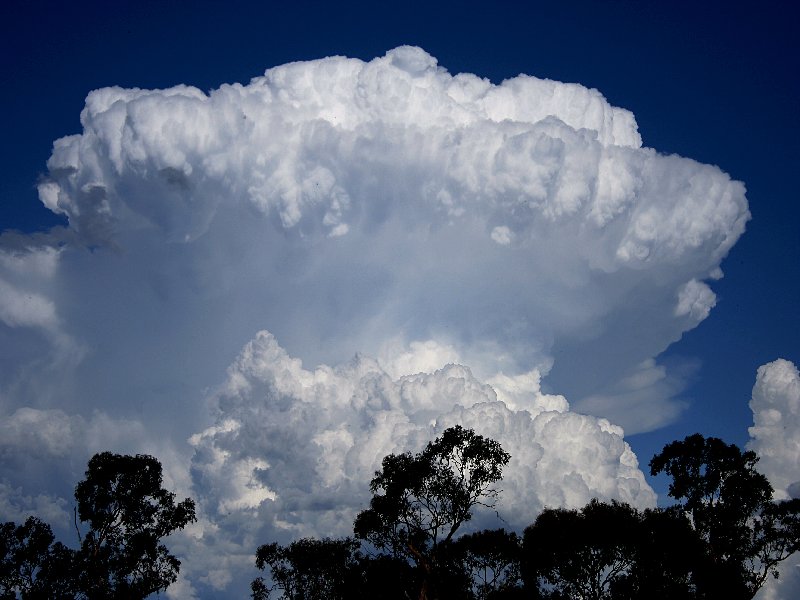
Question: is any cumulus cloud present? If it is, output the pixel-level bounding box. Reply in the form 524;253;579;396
0;47;750;596
749;359;800;499
749;359;800;599
0;481;69;528
184;331;653;593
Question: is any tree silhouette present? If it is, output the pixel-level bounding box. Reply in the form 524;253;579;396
252;537;361;600
650;434;800;598
612;506;702;600
452;529;522;599
245;430;800;600
522;499;641;600
353;425;510;600
0;517;75;599
1;452;195;599
73;452;197;598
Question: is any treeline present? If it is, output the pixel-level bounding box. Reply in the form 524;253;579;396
251;427;800;600
2;428;799;599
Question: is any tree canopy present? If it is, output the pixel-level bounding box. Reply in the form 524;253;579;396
251;537;362;600
523;499;641;600
4;430;800;600
353;425;511;600
73;452;197;597
650;434;800;598
252;431;800;600
1;452;196;599
0;516;75;599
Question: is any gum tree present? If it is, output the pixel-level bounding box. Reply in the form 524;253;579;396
354;425;510;600
650;434;800;598
73;452;197;598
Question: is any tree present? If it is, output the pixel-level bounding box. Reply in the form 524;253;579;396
353;425;511;600
744;498;800;592
250;537;423;600
72;452;197;598
452;529;522;600
0;517;75;599
252;537;362;600
1;452;195;599
614;506;702;600
650;434;800;599
522;499;641;600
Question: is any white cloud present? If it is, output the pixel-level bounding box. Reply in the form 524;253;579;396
491;225;514;245
675;278;717;322
27;47;747;397
748;360;800;600
0;407;82;457
0;47;751;596
0;245;65;335
184;331;654;594
0;481;70;528
749;359;800;498
574;359;690;434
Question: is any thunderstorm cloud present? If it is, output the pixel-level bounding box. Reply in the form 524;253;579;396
1;47;752;596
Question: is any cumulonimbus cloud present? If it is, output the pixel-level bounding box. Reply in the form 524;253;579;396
0;47;751;597
30;47;749;432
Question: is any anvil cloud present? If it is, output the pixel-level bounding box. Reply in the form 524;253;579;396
0;47;751;596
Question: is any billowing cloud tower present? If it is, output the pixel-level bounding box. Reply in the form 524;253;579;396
0;47;750;596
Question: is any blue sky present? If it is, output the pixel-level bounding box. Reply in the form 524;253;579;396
1;1;798;596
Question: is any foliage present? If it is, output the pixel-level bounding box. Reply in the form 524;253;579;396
0;452;195;599
355;553;419;600
252;537;361;600
73;452;197;598
617;506;702;600
353;425;510;599
354;425;510;555
452;529;522;599
0;517;75;599
247;429;800;600
649;434;771;556
7;429;800;599
650;434;800;599
523;499;641;600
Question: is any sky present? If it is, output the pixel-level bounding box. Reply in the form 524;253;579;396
1;1;798;597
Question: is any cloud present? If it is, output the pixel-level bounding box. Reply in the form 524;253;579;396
748;359;800;499
748;360;800;600
184;330;654;594
675;278;717;322
0;47;750;596
23;47;747;419
574;358;691;434
0;407;83;458
0;481;69;528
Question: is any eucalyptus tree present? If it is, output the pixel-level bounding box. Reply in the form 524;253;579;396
72;452;197;598
650;434;800;599
1;452;196;599
353;425;511;600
